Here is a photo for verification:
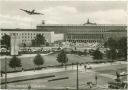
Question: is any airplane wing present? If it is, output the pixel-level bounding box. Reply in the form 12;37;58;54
33;12;44;15
20;9;44;15
20;9;31;14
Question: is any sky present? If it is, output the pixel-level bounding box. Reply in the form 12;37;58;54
0;0;127;29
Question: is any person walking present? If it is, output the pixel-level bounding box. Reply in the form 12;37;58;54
28;84;31;89
1;72;3;77
87;82;93;88
95;75;98;85
71;63;73;69
84;64;87;71
22;67;24;72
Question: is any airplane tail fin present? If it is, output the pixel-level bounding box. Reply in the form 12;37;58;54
32;9;35;13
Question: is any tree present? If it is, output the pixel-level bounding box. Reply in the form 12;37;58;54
117;37;127;59
9;55;22;71
104;37;127;60
84;49;88;56
77;51;83;56
31;34;46;47
106;49;117;60
92;49;103;60
1;34;11;49
104;37;117;49
117;37;127;50
33;54;44;68
56;50;68;67
46;42;49;46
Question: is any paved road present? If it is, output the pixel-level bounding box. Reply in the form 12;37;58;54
0;65;82;79
1;62;126;89
1;62;125;79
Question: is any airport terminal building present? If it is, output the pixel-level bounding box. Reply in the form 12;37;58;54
37;22;126;43
0;21;127;46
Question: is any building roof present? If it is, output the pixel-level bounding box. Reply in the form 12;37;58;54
37;24;126;27
0;29;51;32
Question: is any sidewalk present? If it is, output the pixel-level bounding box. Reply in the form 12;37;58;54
0;65;83;79
0;52;52;59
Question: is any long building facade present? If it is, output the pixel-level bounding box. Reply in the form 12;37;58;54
37;23;126;43
0;23;127;46
0;29;64;46
0;22;126;55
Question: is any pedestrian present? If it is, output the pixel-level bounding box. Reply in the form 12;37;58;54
84;64;87;71
22;67;24;72
1;72;3;77
34;67;35;72
87;82;92;88
116;71;121;82
28;84;31;89
95;75;98;85
72;63;73;69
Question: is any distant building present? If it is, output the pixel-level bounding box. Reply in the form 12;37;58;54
37;21;126;43
1;20;126;55
0;29;64;46
0;21;126;46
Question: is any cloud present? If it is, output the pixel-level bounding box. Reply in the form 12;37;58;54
87;9;127;24
0;5;126;29
41;6;78;23
0;14;34;28
41;6;126;24
0;14;33;22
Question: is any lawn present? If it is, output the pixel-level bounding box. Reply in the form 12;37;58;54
0;54;93;72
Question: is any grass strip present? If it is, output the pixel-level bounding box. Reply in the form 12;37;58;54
48;77;69;82
1;75;55;84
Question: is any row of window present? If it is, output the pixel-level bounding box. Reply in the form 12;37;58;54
0;33;45;36
20;36;34;39
22;39;32;42
67;34;103;39
67;40;101;43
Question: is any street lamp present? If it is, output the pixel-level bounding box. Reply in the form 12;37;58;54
76;62;79;90
5;57;7;89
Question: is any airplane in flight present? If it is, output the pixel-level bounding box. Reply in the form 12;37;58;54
20;9;44;15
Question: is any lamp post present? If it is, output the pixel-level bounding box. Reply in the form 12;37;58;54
5;57;7;89
76;62;79;90
95;74;98;85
